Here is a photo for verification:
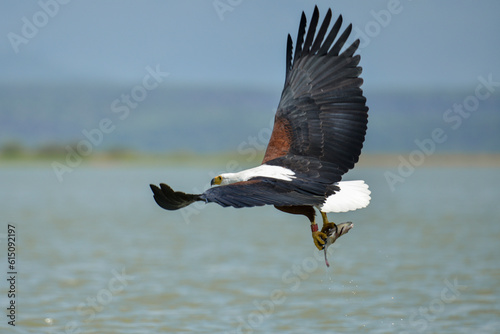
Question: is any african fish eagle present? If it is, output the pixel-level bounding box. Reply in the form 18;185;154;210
150;6;371;251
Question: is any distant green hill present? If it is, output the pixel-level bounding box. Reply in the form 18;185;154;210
1;82;499;154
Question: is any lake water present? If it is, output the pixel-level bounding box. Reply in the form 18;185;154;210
1;165;499;333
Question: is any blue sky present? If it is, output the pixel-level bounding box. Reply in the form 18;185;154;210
1;0;499;91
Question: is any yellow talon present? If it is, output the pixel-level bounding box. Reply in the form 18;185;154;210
312;230;327;250
320;211;337;235
311;213;340;250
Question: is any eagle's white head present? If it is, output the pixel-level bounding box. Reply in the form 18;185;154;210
210;173;240;186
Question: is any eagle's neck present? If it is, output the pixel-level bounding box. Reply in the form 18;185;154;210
220;164;295;185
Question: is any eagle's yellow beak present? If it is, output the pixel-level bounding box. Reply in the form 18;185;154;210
211;175;222;186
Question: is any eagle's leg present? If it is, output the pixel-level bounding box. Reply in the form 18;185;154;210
311;220;327;251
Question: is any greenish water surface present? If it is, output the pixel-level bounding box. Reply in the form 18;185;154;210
1;166;499;333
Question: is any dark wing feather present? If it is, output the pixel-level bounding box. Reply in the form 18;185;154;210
302;6;319;55
263;7;368;185
284;34;293;84
309;8;331;54
317;14;342;56
293;12;307;64
329;24;352;56
150;184;201;210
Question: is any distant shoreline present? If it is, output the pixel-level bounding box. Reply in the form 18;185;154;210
1;152;500;168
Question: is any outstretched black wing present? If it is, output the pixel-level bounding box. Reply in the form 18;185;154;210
263;6;368;184
151;178;330;210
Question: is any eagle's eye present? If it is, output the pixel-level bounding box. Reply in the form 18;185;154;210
211;176;223;186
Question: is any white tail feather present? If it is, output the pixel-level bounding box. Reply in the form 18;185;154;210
320;180;371;213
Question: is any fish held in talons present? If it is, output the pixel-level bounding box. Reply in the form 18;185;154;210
322;222;353;267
